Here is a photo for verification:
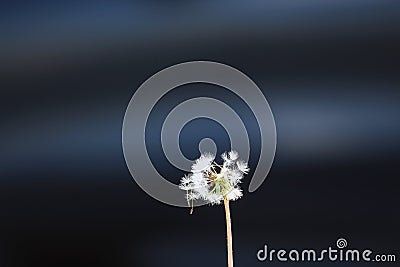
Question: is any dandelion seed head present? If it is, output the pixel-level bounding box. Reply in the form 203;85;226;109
179;150;249;207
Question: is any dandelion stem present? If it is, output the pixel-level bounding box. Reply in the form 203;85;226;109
224;197;234;267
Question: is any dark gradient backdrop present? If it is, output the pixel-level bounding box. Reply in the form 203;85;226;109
1;1;399;267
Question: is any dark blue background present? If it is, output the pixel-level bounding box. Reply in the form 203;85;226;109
1;1;399;266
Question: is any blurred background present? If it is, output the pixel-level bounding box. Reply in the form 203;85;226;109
1;1;399;266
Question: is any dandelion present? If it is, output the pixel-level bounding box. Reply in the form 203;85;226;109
179;150;249;267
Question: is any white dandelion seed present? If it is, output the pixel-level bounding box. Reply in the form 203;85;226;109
228;150;239;161
221;152;229;162
178;175;193;190
187;191;200;200
190;172;207;187
226;169;243;186
222;150;240;169
195;186;209;199
208;192;223;205
191;153;215;173
236;160;250;174
226;187;243;201
179;150;248;205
